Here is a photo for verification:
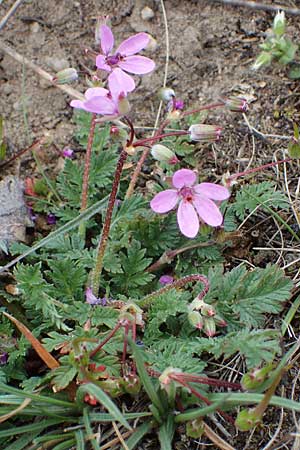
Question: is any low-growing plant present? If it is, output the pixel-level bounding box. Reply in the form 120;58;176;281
1;15;300;450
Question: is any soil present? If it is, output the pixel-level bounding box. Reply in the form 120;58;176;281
1;0;300;448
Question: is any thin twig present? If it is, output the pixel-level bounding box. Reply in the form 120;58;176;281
0;0;25;31
203;422;236;450
0;39;83;99
211;0;300;16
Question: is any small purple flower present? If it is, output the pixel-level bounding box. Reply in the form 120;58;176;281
28;207;37;223
62;148;74;159
70;69;130;116
0;352;8;365
96;25;155;90
47;213;56;225
168;99;184;111
85;288;107;306
159;275;174;285
150;169;230;238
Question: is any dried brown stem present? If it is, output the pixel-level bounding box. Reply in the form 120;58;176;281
0;40;83;100
211;0;300;15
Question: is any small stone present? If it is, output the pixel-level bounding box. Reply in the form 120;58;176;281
45;57;69;73
30;22;40;33
141;6;154;21
2;83;13;95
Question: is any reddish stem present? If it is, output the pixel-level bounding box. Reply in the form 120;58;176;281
92;148;128;295
0;138;45;169
122;323;130;376
181;102;224;118
228;157;294;182
173;373;241;390
178;379;235;425
139;274;209;308
89;322;122;358
132;131;188;148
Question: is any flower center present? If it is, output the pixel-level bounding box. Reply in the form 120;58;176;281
106;53;121;66
179;186;194;202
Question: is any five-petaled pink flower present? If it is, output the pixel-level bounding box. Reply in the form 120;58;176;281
70;69;129;116
150;169;230;238
96;25;155;91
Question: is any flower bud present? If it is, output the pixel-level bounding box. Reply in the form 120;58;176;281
158;87;175;101
203;317;216;337
53;68;78;85
121;374;141;395
200;303;216;317
252;52;273;70
188;311;204;329
273;11;285;37
242;363;275;390
62;148;74;159
288;139;300;158
118;94;131;115
235;408;261;431
189;124;222;142
151;144;179;165
186;417;205;438
224;96;249;113
159;274;174;285
214;315;227;327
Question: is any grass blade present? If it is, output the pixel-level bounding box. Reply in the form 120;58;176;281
125;421;153;450
75;429;85;450
158;416;175;450
0;195;108;273
129;339;164;415
82;407;100;450
78;384;131;430
0;418;64;438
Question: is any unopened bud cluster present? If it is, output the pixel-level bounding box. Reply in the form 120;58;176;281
188;297;227;337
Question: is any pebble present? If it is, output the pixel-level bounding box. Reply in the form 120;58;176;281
2;83;13;95
141;6;154;21
30;22;40;33
45;57;69;73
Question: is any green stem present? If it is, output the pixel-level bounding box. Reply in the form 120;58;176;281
32;151;62;203
92;148;128;295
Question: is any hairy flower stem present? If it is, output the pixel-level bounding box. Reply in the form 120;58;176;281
89;321;122;359
146;241;215;272
79;113;97;237
228;157;294;183
138;274;209;308
133;131;188;148
92;147;128;295
178;379;235;425
181;102;224;118
126;118;172;199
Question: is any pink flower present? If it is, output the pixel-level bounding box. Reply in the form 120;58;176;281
96;25;155;90
70;69;130;116
150;169;230;238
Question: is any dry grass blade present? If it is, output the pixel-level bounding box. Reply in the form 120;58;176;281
0;397;31;423
203;422;236;450
112;421;129;450
3;311;60;369
100;430;132;450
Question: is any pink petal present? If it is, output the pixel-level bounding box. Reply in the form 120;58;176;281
84;96;116;115
193;195;223;227
177;201;199;238
96;54;111;72
172;169;197;189
116;33;149;56
85;87;108;100
150;189;178;213
100;25;114;55
118;56;155;74
70;99;85;110
194;183;230;201
108;68;135;94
